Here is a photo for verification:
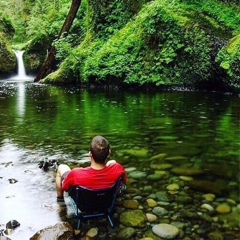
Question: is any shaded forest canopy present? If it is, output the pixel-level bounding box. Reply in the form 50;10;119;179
0;0;239;92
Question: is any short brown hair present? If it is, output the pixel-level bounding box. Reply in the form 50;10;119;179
90;136;110;164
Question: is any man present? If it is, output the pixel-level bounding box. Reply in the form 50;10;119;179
55;135;127;202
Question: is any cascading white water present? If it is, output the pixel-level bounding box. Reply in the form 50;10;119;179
14;50;27;78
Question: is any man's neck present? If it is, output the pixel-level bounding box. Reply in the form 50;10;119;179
90;161;105;170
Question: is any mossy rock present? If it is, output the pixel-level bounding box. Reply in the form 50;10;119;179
24;33;54;74
0;33;17;74
120;210;147;228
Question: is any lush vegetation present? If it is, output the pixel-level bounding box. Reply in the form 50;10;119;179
0;12;16;74
0;0;239;92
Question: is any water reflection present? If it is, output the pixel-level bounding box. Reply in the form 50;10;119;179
0;81;239;238
16;82;26;118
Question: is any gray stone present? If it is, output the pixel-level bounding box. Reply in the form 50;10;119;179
152;223;179;239
152;206;168;217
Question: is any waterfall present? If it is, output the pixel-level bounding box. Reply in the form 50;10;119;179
13;50;29;80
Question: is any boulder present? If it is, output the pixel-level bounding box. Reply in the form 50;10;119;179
30;222;73;240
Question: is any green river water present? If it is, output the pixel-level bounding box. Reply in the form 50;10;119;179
0;79;239;239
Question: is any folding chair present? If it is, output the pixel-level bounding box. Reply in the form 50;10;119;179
68;177;123;229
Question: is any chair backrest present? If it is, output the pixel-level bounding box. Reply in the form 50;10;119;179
68;177;122;214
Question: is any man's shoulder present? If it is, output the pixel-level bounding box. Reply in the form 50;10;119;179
71;167;91;173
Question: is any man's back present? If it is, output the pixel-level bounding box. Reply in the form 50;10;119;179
62;162;126;191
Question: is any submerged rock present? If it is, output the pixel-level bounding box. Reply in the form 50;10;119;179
6;220;20;229
128;171;147;179
186;180;228;196
152;223;179;239
171;167;204;176
117;227;136;240
120;210;147;228
216;203;231;214
30;222;73;240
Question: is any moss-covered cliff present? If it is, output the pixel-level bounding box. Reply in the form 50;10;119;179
0;13;16;74
40;0;239;92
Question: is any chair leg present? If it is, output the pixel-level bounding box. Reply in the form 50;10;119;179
77;219;81;230
107;215;114;228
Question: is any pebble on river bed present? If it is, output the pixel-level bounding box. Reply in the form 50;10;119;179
152;223;179;239
201;203;215;212
166;183;180;191
146;199;157;208
202;193;216;202
216;203;231;214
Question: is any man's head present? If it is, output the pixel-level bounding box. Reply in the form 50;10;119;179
90;136;110;164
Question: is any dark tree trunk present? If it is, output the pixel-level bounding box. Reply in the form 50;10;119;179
34;0;82;82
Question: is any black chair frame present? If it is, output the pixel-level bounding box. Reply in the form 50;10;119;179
68;177;122;229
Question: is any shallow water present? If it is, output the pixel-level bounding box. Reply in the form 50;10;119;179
0;79;239;239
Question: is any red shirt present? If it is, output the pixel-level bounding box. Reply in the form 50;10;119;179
62;163;126;191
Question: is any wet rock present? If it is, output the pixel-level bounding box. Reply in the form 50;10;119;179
166;183;179;191
201;203;214;212
8;179;18;184
125;167;136;172
120;148;149;157
216;203;231;214
128;171;147;179
147;174;162;181
30;222;73;240
152;223;179;239
150;153;167;161
155;191;170;202
171;167;204;176
160;145;202;157
207;231;224;240
150;162;173;170
152;206;168;217
218;206;240;228
120;210;147;228
146;213;157;223
179;176;193;181
226;198;237;206
154;170;169;179
147;199;157;208
117;227;136;239
6;220;20;229
156;136;179;141
123;200;139;209
186;180;227;196
86;228;98;238
202;163;237;180
202;193;216;202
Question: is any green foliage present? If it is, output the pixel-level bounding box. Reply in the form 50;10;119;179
77;0;212;87
216;35;240;90
88;0;133;39
182;0;240;36
26;0;71;38
0;12;15;39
